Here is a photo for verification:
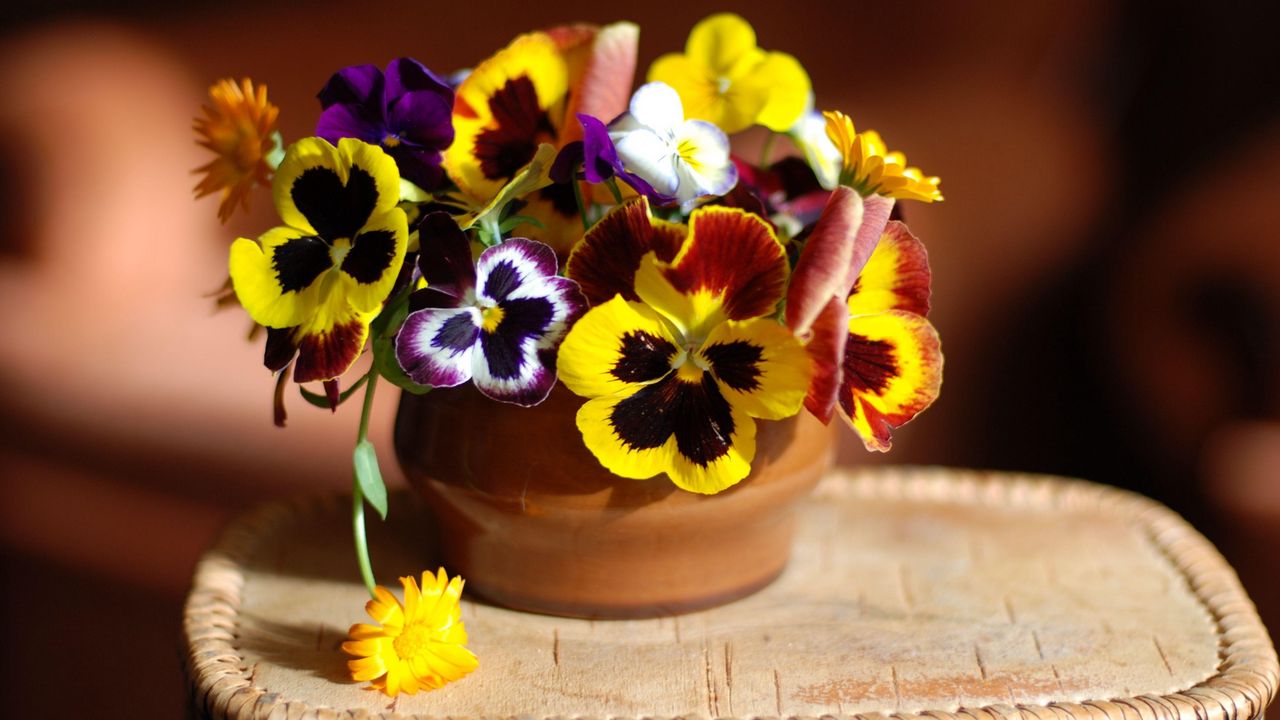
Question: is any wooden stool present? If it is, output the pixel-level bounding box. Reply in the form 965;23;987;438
183;468;1278;719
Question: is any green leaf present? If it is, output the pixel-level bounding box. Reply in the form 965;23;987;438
370;287;410;338
298;375;369;409
353;440;388;520
373;335;432;395
370;292;432;395
499;214;546;233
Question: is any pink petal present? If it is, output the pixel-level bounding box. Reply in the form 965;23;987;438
556;22;638;145
801;296;849;424
785;186;865;335
842;194;896;293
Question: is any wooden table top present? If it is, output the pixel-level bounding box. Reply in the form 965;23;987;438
184;467;1277;720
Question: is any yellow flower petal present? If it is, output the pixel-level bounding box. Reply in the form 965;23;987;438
342;638;389;659
401;574;422;620
429;642;479;673
575;392;677;480
838;310;943;451
346;655;388;682
346;623;387;640
633;255;724;340
558;296;680;399
685;13;759;77
649;52;764;135
664;402;755;494
847;220;932;318
339;207;408;315
701;318;812;421
288;285;376;383
228;227;327;329
366;584;405;628
749;51;811;132
271;138;339;235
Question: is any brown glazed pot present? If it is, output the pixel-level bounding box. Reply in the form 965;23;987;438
394;383;835;618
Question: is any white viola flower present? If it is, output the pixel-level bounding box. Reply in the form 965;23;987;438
609;82;737;210
790;109;841;191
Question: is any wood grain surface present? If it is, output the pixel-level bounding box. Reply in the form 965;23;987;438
183;467;1278;720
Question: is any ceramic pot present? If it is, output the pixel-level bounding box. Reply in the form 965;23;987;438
394;383;835;618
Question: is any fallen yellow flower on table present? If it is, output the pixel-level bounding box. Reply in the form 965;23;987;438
342;569;478;696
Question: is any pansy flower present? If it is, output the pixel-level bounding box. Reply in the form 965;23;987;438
317;58;455;192
786;187;893;420
559;199;811;493
649;13;810;135
838;220;942;450
229;137;407;382
550;113;676;206
786;188;941;448
396;214;585;406
608;82;738;211
445;24;637;255
193;78;279;222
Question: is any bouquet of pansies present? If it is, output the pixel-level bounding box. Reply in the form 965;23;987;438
194;13;942;696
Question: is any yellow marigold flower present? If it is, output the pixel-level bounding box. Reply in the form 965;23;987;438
649;13;810;134
823;110;943;203
193;78;279;222
342;570;478;696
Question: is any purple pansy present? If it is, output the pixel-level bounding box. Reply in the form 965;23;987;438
317;58;454;190
396;213;586;406
550;114;676;206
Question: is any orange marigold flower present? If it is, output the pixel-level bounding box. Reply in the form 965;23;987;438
193;78;279;222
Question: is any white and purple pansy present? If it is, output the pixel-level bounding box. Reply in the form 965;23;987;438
549;114;677;206
608;82;738;211
396;213;586;406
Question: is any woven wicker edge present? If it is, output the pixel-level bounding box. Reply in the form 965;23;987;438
182;466;1279;720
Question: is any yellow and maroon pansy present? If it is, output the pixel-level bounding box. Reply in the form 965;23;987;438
229;137;407;382
785;188;894;421
558;204;811;494
446;33;567;202
445;25;637;257
838;221;942;451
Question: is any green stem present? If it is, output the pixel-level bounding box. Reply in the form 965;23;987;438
571;179;590;231
352;366;380;598
358;366;378;440
605;177;625;205
480;214;502;247
760;131;778;168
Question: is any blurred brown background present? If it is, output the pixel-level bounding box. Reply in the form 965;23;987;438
1;0;1277;715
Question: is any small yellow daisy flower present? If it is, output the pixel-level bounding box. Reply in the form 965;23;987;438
823;110;943;203
342;569;478;696
193;78;279;222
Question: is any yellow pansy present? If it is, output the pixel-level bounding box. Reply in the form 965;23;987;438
648;13;810;134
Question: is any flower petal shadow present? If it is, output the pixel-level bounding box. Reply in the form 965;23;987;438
237;612;354;686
